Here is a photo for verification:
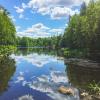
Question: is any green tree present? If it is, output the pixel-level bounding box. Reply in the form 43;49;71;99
0;6;16;45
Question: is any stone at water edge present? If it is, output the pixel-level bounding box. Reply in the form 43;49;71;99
58;86;74;96
81;92;88;97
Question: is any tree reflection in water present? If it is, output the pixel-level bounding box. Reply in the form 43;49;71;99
65;61;100;99
0;56;16;94
66;62;100;89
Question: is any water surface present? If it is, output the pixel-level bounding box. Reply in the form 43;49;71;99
1;48;100;100
0;49;79;100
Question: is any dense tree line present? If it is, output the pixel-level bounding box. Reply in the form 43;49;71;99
0;5;16;45
0;1;100;60
16;35;62;49
60;0;100;59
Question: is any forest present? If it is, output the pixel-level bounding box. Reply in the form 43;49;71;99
0;0;100;61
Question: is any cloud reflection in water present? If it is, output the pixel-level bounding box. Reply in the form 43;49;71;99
22;71;79;100
11;54;58;67
11;53;79;100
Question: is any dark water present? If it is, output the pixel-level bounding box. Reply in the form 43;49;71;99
0;48;99;100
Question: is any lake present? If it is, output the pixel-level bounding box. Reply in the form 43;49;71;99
0;48;100;100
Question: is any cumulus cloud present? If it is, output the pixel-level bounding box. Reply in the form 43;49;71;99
51;7;80;19
14;0;92;20
16;22;64;38
14;0;87;20
25;23;49;33
14;5;29;19
38;7;50;15
26;0;86;19
18;23;50;38
50;7;71;19
14;6;24;13
48;0;82;7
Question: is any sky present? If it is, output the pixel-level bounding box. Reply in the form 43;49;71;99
0;0;90;38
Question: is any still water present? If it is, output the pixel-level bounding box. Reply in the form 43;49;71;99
0;48;100;100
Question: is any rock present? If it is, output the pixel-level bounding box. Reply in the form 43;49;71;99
58;86;74;95
81;92;88;97
81;95;92;100
92;95;100;100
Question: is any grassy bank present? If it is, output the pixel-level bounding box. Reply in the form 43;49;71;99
0;45;16;59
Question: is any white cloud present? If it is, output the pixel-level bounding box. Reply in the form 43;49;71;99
48;0;82;7
16;26;21;31
51;7;80;19
19;14;24;19
19;14;29;20
14;0;91;20
38;7;50;15
49;28;64;35
8;15;16;22
28;0;46;9
50;7;71;19
22;3;28;9
26;0;84;19
26;23;49;33
14;4;29;19
23;23;50;38
28;0;82;9
16;22;65;38
14;6;24;13
16;23;51;37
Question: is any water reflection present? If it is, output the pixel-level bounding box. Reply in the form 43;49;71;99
0;57;16;94
16;47;58;56
0;48;80;100
65;61;100;90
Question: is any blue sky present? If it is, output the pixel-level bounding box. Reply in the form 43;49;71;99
0;0;90;38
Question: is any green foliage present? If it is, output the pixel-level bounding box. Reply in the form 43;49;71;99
0;5;16;45
61;48;88;58
80;2;87;16
60;0;100;60
0;45;16;58
16;35;62;49
88;81;100;95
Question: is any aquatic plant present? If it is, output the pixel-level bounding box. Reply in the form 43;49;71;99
88;81;100;95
